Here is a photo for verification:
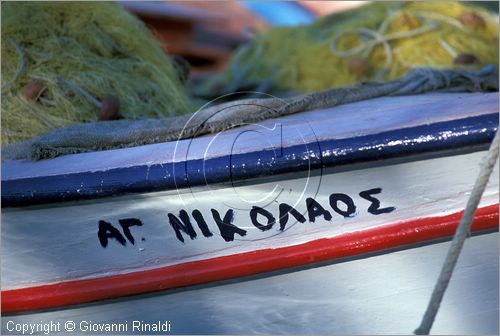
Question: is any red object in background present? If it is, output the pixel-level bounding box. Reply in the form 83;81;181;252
121;1;368;76
300;1;368;16
121;1;267;75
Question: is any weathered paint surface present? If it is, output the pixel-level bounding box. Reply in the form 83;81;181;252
2;93;498;206
2;232;498;335
2;151;498;304
1;92;498;314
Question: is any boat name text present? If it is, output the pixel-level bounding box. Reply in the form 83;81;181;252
97;187;395;247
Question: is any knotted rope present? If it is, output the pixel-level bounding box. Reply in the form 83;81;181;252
330;11;438;78
330;10;473;79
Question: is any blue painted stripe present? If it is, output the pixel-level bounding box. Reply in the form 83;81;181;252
2;113;498;207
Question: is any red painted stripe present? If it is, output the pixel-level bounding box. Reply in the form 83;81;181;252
2;204;498;313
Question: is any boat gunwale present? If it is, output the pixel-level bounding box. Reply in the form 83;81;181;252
2;113;498;207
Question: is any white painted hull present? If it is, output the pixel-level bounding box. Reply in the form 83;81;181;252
2;150;498;309
2;150;498;287
2;92;498;328
2;232;498;335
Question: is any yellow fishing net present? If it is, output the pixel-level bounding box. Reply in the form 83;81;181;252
1;1;192;144
197;1;499;96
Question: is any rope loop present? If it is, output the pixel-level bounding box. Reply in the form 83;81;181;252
330;10;439;76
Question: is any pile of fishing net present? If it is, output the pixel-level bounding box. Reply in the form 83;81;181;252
1;1;499;161
195;1;499;97
1;1;192;145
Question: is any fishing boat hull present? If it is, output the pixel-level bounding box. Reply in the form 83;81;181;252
2;92;498;333
2;231;497;334
2;149;499;313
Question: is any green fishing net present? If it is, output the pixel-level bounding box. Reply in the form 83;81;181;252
195;1;499;97
1;1;192;144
